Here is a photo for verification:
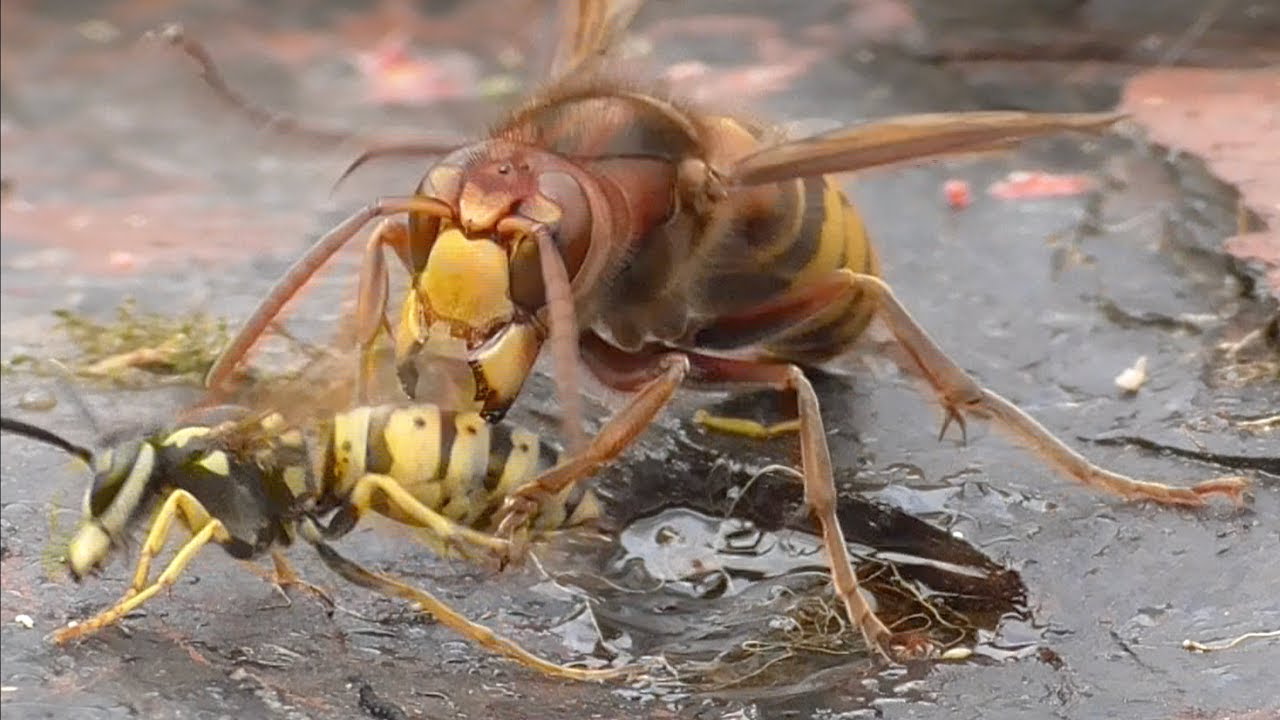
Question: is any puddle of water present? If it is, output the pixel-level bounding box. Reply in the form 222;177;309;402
541;495;1032;701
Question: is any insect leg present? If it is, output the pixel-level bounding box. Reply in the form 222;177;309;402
345;473;512;563
704;269;1249;506
204;196;452;394
265;551;335;613
54;490;231;644
688;269;870;438
661;352;903;661
126;489;218;594
493;334;690;544
297;518;634;681
843;271;1248;506
354;219;413;403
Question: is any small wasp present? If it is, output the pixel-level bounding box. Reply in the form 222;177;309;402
1;397;618;681
168;1;1249;660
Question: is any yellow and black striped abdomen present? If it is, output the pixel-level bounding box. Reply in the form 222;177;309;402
758;176;880;363
323;404;599;533
691;170;879;362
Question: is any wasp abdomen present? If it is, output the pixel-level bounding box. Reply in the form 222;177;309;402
325;404;596;533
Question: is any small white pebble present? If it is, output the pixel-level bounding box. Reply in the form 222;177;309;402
950;529;965;540
13;614;34;629
1114;355;1149;393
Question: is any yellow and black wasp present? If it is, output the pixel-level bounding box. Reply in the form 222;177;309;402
1;397;617;680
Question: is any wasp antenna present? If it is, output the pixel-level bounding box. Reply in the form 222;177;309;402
331;140;463;195
144;23;356;148
44;359;104;440
1;416;95;465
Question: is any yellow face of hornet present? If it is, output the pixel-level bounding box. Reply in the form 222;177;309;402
396;226;542;420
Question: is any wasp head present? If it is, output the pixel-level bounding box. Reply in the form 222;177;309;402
67;438;159;581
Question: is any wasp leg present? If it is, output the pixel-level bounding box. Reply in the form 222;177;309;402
354;219;414;404
204;196;453;394
569;347;903;660
660;349;927;662
493;335;690;545
703;268;1250;506
262;552;335;614
682;355;904;661
846;271;1248;505
495;335;902;659
345;473;512;564
53;490;231;644
296;518;634;682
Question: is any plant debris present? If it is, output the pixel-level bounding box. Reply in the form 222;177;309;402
45;299;229;385
1182;629;1280;654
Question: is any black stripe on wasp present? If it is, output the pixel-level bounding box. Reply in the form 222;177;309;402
0;392;620;681
162;0;1249;662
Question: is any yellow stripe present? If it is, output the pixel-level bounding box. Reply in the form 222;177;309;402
282;466;309;498
384;406;445;510
332;406;373;496
841;200;872;275
94;449;114;475
794;180;847;284
196;450;231;477
442;415;491;520
96;444;155;535
163;426;211;448
489;427;541;500
442;413;491;523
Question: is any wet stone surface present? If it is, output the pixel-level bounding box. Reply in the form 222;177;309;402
2;1;1278;719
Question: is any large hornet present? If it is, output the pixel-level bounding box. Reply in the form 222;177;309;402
1;398;614;680
187;1;1249;660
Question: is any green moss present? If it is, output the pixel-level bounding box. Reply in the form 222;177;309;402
49;298;230;385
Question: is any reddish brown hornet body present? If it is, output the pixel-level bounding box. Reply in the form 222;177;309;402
193;1;1249;662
